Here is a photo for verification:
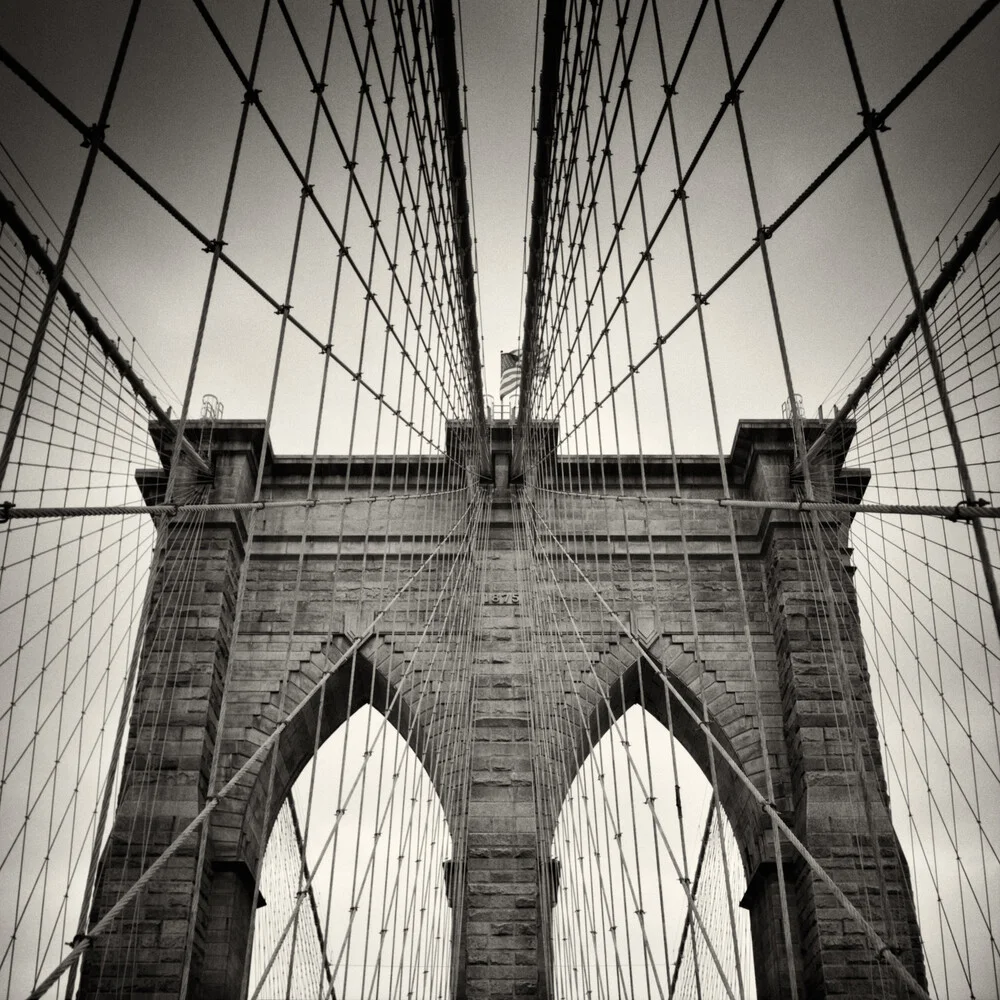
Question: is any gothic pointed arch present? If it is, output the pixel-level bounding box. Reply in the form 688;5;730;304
552;701;757;999
563;636;768;878
215;635;450;878
249;699;456;999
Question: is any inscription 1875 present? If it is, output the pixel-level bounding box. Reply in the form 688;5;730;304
484;593;519;605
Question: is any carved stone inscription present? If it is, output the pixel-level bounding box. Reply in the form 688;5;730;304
484;593;519;605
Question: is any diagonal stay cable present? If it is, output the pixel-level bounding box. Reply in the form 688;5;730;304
532;0;999;451
532;0;784;422
191;0;467;420
23;499;475;1000
0;193;209;476
0;43;453;453
0;1;141;492
526;495;932;1000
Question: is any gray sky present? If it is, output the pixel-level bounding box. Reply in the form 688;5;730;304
1;2;997;456
1;3;999;997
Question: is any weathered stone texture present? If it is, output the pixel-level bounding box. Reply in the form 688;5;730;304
80;419;926;1000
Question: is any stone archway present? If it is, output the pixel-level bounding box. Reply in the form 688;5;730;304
554;643;770;997
552;700;756;998
568;646;766;879
198;636;454;999
218;637;447;881
249;700;456;999
79;418;927;999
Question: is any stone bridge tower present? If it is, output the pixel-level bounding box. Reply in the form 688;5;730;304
80;416;926;999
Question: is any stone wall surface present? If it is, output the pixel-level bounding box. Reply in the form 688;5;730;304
79;419;925;999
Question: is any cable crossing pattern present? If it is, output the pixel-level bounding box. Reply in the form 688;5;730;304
0;2;998;998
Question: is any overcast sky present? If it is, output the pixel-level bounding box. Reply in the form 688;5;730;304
1;2;998;457
0;5;998;996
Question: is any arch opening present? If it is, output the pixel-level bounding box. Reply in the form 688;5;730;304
551;704;755;1000
250;703;455;1000
565;651;766;880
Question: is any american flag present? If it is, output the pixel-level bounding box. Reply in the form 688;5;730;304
499;350;521;399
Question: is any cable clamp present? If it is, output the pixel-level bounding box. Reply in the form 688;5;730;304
242;88;261;107
947;497;988;521
80;123;107;149
275;303;291;316
694;292;709;306
757;224;773;243
301;184;314;198
202;239;227;254
858;107;890;133
671;186;688;202
67;933;92;949
0;500;15;523
310;80;327;95
724;87;743;107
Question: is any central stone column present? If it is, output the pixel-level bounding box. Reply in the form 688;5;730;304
450;414;555;998
462;568;541;994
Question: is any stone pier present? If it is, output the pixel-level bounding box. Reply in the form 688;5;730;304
81;417;925;999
